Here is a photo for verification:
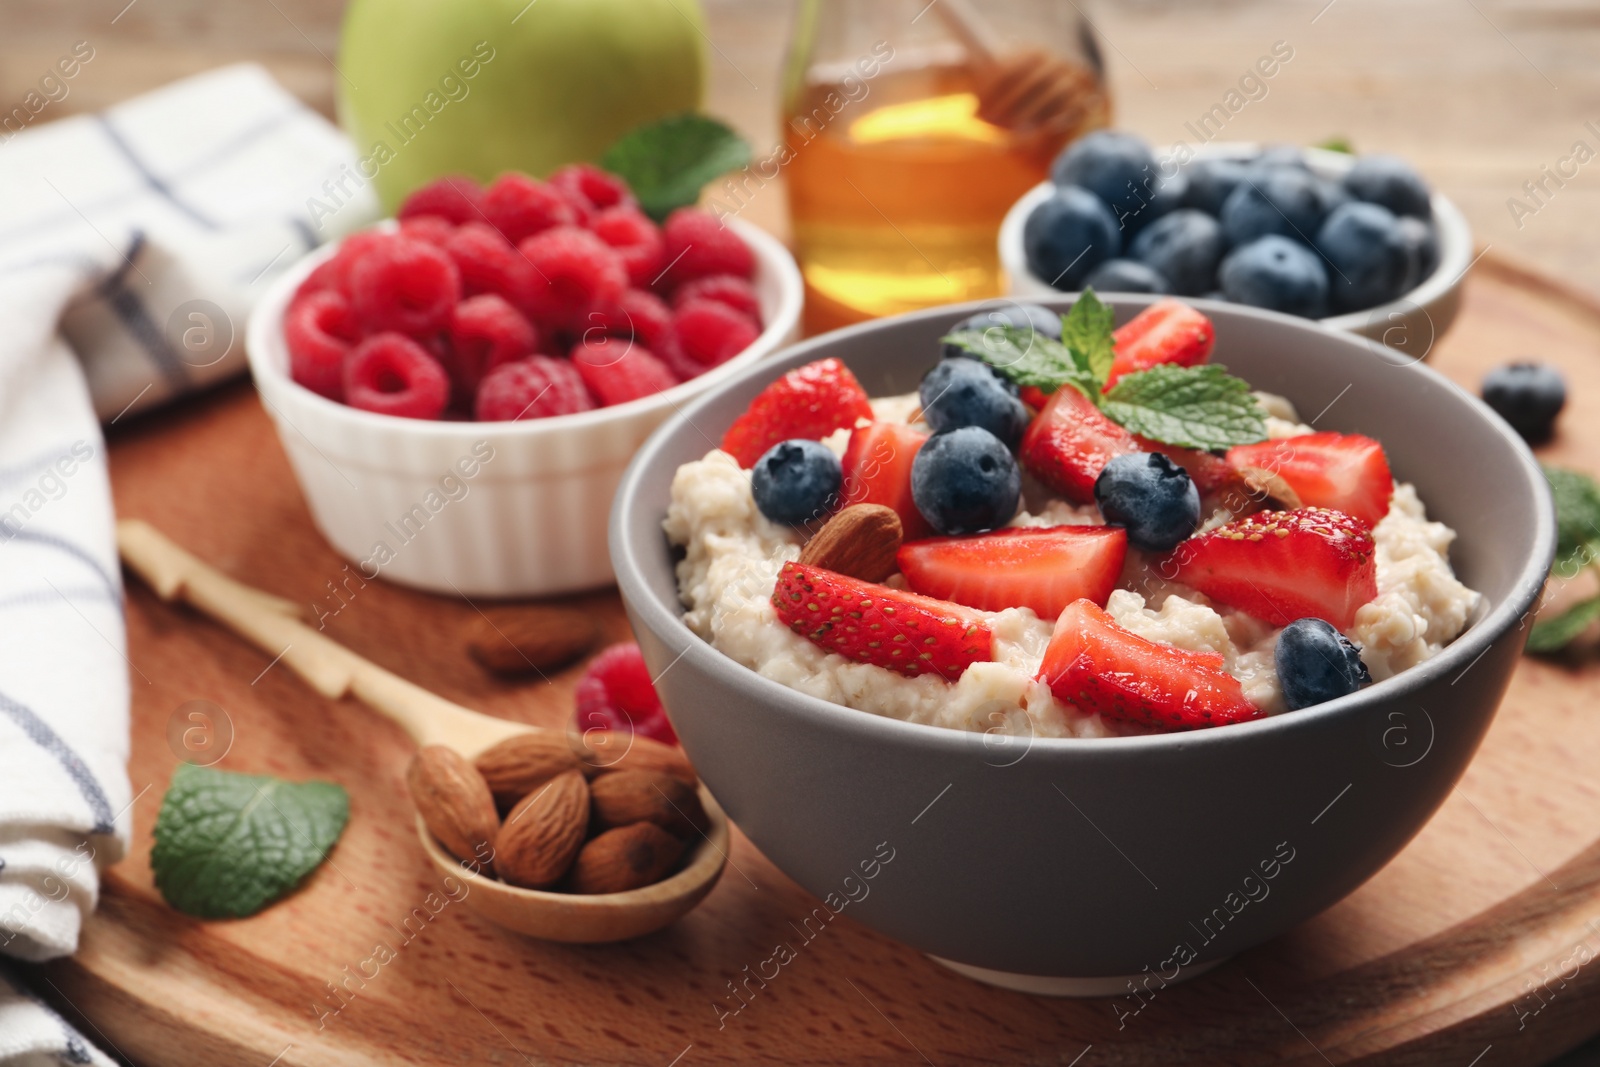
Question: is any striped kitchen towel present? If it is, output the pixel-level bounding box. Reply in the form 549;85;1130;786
0;62;377;1061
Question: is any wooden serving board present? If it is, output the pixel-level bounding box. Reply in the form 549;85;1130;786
34;253;1600;1066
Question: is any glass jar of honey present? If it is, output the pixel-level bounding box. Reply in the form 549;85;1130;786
781;0;1111;332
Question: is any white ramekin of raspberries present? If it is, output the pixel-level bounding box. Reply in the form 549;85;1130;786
246;164;802;597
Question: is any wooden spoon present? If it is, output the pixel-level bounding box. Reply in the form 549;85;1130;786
933;0;1108;135
116;519;729;943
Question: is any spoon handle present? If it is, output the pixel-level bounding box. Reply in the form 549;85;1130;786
117;519;529;754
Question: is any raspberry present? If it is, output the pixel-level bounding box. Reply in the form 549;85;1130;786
653;331;702;383
550;164;636;218
589;207;665;288
397;175;483;225
571;336;678;406
448;294;538;400
587;288;673;349
343;333;451;419
399;215;456;248
660;208;756;288
675;298;760;367
482;172;579;245
285;290;360;400
475;355;594;421
573;643;677;745
672;274;762;323
518;226;628;331
348;236;461;336
443;221;533;309
294;231;389;300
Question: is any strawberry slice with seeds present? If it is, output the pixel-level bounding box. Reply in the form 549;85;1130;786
898;526;1128;619
1162;507;1378;629
1037;599;1260;730
1225;432;1393;527
772;562;993;681
1019;386;1142;504
720;358;873;468
841;420;931;540
1106;299;1215;387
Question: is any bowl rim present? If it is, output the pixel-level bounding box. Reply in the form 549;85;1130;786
996;140;1474;334
611;293;1555;756
244;215;804;439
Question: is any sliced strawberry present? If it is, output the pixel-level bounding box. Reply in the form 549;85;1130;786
772;562;992;682
841;420;931;540
1163;507;1378;629
720;358;873;468
1225;432;1393;527
1037;599;1260;730
1019;386;1141;504
898;525;1127;619
1106;300;1215;387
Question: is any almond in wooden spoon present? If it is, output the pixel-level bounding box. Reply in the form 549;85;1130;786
406;746;500;871
569;823;685;895
590;770;710;838
494;770;590;890
475;732;589;809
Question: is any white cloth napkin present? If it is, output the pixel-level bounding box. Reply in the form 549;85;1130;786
0;63;376;1062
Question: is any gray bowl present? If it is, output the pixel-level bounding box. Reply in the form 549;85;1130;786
610;295;1553;994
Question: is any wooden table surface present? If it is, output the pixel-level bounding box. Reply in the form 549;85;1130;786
4;0;1600;1063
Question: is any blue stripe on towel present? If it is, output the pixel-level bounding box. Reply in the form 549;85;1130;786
94;114;218;231
0;691;114;836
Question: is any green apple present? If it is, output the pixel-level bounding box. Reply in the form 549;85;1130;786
337;0;708;213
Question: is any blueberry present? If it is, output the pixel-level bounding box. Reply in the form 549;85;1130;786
911;427;1022;535
1481;361;1567;444
1219;236;1329;318
1093;452;1200;552
919;359;1030;448
1120;167;1188;237
1219;166;1328;246
1023;186;1121;290
1083;258;1169;293
1395;216;1439;286
1182;158;1252;215
1275;618;1370;711
1316;202;1413;312
751;439;842;526
1343;153;1432;220
942;303;1061;368
1129;209;1227;296
1315;177;1353;217
1050;130;1158;221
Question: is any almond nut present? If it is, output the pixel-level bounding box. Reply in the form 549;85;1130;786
590;770;709;837
474;732;588;809
493;769;590;890
466;605;600;676
1216;466;1302;518
581;733;697;785
406;746;500;871
568;822;685;895
798;504;903;582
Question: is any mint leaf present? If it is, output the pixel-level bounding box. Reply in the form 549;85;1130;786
151;765;348;919
1060;289;1116;389
600;114;752;221
942;326;1098;398
1528;595;1600;653
1101;364;1268;450
1544;466;1600;576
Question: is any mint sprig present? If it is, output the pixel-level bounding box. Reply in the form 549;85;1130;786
942;289;1267;450
600;114;752;221
151;765;349;919
1527;465;1600;654
1102;363;1268;451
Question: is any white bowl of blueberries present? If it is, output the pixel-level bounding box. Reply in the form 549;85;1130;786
999;131;1473;355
